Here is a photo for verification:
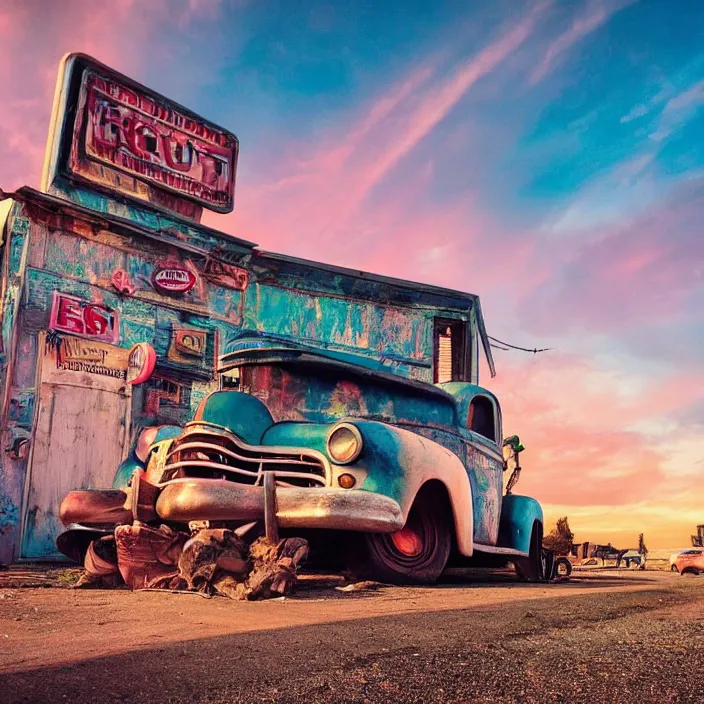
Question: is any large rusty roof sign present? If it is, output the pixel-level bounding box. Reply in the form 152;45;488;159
42;53;239;216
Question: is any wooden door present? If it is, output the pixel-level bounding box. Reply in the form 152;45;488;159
20;335;131;559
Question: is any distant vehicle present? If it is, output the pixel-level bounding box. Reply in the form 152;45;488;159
669;551;684;568
58;336;545;585
669;548;702;569
671;549;704;575
619;550;643;568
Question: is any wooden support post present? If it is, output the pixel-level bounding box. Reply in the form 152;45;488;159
263;472;279;544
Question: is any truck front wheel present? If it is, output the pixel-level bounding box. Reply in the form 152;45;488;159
349;485;452;585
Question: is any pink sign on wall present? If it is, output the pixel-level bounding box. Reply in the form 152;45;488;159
49;292;120;344
152;265;197;294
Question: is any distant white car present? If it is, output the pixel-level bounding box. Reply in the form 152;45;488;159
670;548;704;571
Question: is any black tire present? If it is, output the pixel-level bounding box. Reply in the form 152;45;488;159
514;522;543;582
555;557;572;578
671;564;679;573
349;485;452;585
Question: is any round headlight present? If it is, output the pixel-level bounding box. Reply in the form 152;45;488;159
327;423;363;464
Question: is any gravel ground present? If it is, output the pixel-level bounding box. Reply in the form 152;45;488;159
0;569;702;703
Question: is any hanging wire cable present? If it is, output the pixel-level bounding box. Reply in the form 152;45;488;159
488;335;552;354
489;342;510;351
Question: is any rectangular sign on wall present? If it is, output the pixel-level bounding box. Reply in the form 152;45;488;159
42;53;239;216
42;334;129;384
49;292;120;344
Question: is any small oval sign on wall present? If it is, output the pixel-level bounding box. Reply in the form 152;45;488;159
152;266;197;294
126;342;157;385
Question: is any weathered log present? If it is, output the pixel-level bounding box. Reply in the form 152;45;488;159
114;522;187;590
73;534;123;589
239;536;309;600
176;528;250;593
75;523;309;600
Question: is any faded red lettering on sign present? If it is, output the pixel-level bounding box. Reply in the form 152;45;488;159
80;71;237;210
50;293;119;344
152;266;197;294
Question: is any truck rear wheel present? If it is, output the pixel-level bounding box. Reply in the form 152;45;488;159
555;556;572;578
349;485;451;585
514;521;544;582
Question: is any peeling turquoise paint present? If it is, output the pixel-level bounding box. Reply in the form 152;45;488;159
112;295;157;322
50;181;252;257
465;445;503;544
207;285;243;323
0;494;19;537
242;363;457;427
9;238;23;273
10;216;29;236
7;390;34;426
126;254;155;289
261;419;407;502
121;320;155;347
21;506;61;559
498;494;544;553
242;283;434;381
25;268;92;310
45;231;122;281
1;299;14;365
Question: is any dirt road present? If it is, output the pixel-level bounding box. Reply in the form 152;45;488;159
0;569;702;703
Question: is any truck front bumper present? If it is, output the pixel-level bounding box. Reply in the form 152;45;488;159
60;479;405;534
155;479;405;533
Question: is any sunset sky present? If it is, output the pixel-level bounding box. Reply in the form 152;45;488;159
1;0;702;548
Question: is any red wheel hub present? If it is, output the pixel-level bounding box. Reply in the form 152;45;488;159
391;525;424;557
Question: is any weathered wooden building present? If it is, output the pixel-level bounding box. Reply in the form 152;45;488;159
0;54;493;562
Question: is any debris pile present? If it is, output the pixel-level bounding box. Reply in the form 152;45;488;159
74;522;309;600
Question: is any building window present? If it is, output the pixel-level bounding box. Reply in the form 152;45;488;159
433;318;469;383
220;368;240;390
141;375;186;423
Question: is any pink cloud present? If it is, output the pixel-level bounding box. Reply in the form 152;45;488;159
489;352;704;518
211;3;549;249
518;177;704;336
649;77;704;141
350;3;549;211
529;0;636;85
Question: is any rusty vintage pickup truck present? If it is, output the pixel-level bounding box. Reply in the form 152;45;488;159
58;335;544;584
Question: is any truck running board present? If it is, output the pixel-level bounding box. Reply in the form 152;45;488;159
473;544;529;558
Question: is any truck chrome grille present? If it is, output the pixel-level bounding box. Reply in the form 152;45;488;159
162;422;329;488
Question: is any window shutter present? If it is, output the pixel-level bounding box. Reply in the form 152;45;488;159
437;328;453;384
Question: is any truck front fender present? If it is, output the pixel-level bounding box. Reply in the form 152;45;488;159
112;425;182;488
353;421;474;556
